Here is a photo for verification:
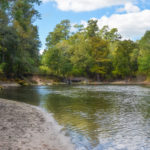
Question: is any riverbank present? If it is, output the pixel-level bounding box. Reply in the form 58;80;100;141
1;80;150;88
24;75;150;85
89;80;150;85
0;82;20;88
1;75;150;88
0;98;74;150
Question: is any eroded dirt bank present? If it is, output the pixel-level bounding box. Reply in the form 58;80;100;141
0;99;74;150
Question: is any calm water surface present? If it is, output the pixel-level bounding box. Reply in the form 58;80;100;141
0;85;150;150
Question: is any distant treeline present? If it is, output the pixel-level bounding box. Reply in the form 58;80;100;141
0;1;150;81
41;19;150;81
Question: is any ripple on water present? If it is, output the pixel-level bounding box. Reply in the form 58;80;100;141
0;85;150;150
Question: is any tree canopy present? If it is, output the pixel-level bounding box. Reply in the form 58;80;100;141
0;0;41;77
41;19;150;81
1;2;150;81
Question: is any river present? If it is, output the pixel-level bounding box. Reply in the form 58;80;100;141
0;85;150;150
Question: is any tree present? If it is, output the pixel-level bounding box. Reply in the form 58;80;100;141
112;40;138;78
0;0;41;76
41;18;147;81
73;24;84;32
89;37;111;80
12;0;41;76
138;31;150;75
99;25;121;42
46;20;71;48
69;32;92;76
43;20;72;77
86;19;99;37
41;40;72;77
0;26;19;75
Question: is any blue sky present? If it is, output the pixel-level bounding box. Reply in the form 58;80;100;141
34;0;150;52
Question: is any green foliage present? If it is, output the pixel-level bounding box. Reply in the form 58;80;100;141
69;33;92;76
99;26;121;42
42;40;72;77
138;31;150;75
42;19;149;80
1;1;148;82
86;19;99;37
0;0;41;77
112;40;138;78
0;62;6;74
89;37;110;77
46;20;71;48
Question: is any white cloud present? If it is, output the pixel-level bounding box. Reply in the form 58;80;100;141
96;9;150;40
117;3;140;13
80;20;88;28
40;49;45;54
42;0;135;12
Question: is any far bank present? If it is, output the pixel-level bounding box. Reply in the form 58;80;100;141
0;74;150;88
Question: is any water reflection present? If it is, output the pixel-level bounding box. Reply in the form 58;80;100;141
44;93;115;147
0;85;150;149
0;86;42;106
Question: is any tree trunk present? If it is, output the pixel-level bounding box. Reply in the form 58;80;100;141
97;74;100;81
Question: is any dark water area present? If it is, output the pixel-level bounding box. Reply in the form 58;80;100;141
0;85;150;150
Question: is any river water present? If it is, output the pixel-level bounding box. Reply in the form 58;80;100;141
0;85;150;150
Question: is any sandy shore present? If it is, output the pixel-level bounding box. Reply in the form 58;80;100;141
0;83;20;88
0;99;74;150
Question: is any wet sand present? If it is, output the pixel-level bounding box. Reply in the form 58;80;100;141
0;98;74;150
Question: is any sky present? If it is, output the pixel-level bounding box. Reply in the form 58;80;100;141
34;0;150;53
